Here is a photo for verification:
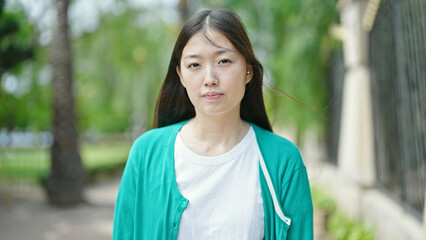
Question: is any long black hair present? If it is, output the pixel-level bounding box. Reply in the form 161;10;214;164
154;9;272;132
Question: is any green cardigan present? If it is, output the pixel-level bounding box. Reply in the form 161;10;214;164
113;121;313;239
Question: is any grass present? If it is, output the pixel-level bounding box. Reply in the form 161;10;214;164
311;185;376;240
0;142;132;183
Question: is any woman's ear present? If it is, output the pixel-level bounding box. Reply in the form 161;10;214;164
245;65;253;84
176;66;186;88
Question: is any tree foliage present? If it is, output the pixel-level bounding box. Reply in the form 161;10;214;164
267;0;337;135
0;1;33;74
2;0;338;138
73;6;179;132
0;2;39;130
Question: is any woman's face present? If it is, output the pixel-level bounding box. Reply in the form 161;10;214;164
177;29;253;119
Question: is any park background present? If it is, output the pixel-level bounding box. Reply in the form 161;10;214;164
0;0;425;239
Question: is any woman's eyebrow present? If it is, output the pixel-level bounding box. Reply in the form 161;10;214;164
183;48;236;60
183;54;200;59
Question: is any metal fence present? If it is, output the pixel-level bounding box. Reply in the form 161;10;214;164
369;0;426;220
0;132;132;198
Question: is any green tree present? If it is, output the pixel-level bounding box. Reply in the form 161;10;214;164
73;5;179;133
0;0;33;75
267;0;337;138
2;0;337;140
45;0;85;205
0;0;35;130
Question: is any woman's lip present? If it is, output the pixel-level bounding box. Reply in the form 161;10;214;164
202;92;223;100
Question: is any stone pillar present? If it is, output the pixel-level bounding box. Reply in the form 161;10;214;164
335;0;376;217
338;66;375;186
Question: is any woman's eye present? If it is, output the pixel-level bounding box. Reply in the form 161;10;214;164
219;59;231;64
188;63;200;68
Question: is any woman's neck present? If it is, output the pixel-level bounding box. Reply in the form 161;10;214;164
180;114;250;156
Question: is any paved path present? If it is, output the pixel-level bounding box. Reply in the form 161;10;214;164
0;178;120;240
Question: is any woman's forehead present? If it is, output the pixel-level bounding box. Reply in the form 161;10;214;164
182;30;237;55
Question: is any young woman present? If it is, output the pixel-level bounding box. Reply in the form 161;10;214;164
113;9;313;240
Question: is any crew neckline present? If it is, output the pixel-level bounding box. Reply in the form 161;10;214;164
175;126;254;166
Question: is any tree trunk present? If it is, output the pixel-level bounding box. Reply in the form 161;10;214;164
45;0;85;205
178;0;189;23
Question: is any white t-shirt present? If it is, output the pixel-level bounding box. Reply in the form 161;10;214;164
174;127;264;240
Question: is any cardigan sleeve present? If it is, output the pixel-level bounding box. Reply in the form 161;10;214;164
112;144;139;240
281;165;314;240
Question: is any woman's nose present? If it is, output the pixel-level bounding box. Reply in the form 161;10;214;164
203;67;218;87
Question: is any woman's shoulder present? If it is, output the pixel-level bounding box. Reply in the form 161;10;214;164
250;123;305;173
131;122;184;150
250;123;300;155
